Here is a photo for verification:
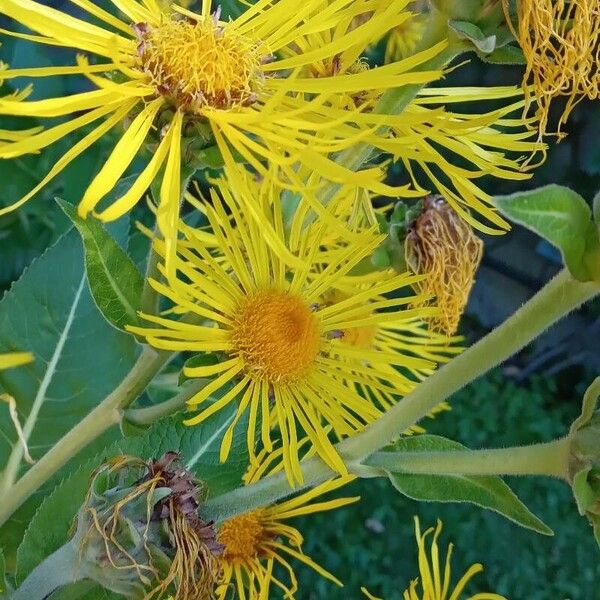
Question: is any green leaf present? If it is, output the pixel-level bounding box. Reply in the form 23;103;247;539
0;227;138;555
494;184;598;280
16;402;247;582
479;44;526;64
367;435;553;536
57;199;144;331
449;19;496;53
570;377;600;434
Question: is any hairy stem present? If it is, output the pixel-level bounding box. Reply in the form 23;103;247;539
202;269;600;522
123;378;207;426
0;347;172;527
367;438;572;479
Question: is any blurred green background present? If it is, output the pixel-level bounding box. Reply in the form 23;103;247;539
1;1;599;598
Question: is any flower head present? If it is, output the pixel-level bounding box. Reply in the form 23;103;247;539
406;196;483;335
362;517;506;600
76;453;222;600
0;0;446;273
128;174;456;485
504;0;600;138
216;476;357;599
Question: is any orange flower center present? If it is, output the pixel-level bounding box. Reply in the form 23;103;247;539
217;510;267;561
231;290;321;383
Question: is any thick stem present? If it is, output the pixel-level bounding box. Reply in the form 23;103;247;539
202;269;600;522
123;378;207;426
366;438;572;479
339;269;598;461
0;346;172;527
13;541;83;600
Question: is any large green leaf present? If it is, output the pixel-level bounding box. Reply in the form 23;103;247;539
0;224;139;557
57;196;144;332
16;402;247;582
494;185;598;280
366;435;553;536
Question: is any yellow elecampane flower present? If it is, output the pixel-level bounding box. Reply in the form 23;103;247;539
127;174;458;486
0;0;446;270
362;517;506;600
377;85;544;234
216;476;358;600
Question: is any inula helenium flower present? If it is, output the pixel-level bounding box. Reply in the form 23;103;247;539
362;517;506;600
216;476;357;599
128;174;456;485
0;0;447;272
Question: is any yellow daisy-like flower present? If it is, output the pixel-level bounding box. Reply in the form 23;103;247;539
216;476;357;600
379;86;543;233
0;0;446;270
0;351;34;464
128;174;456;485
362;517;506;600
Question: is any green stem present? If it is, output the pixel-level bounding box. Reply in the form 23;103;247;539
202;269;600;522
367;438;571;479
124;378;207;426
0;346;172;528
13;541;83;600
339;269;598;461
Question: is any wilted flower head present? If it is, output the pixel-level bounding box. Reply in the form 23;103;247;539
406;196;484;335
74;453;221;600
505;0;600;138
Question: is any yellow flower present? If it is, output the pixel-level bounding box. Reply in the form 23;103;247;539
362;517;506;600
406;196;483;335
504;0;600;138
127;174;455;485
216;476;358;600
379;86;544;234
0;0;446;271
0;352;33;370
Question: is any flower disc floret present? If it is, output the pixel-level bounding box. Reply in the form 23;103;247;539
232;290;321;383
135;16;264;111
217;509;267;561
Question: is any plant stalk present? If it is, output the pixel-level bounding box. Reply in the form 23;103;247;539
0;346;172;527
366;438;572;479
202;269;600;522
123;378;207;426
